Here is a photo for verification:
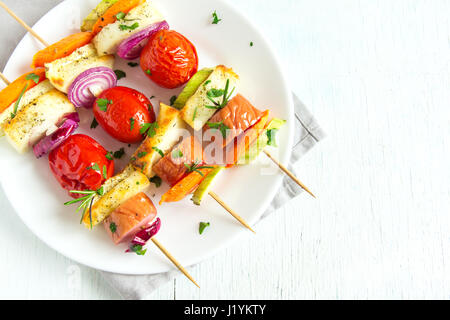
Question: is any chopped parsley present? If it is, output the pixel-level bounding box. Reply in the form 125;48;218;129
203;80;211;87
130;117;135;131
97;99;112;112
115;11;126;20
25;73;40;84
138;151;148;158
128;62;139;67
146;69;152;75
212;10;221;24
130;244;147;256
150;175;162;188
109;222;117;233
114;69;126;80
152;146;164;157
102;165;107;179
90;118;99;129
170;95;177;106
148;104;153;112
11;84;28;119
172;149;183;159
250;41;254;47
207;121;229;139
86;163;100;171
113;148;126;159
119;22;139;31
267;129;278;147
199;222;210;235
140;122;158;137
106;152;113;160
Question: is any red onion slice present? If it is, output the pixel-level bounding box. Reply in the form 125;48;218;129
126;218;161;252
117;21;169;60
68;67;117;109
33;112;80;158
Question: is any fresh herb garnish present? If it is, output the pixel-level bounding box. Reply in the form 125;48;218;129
148;104;153;112
115;11;126;20
170;95;177;106
212;10;221;24
152;146;164;157
138;151;148;158
90;118;99;129
136;181;140;185
130;244;147;256
207;121;229;139
64;187;104;229
150;175;162;188
203;80;211;87
267;129;278;147
106;152;113;160
97;99;112;112
130;156;136;162
250;41;254;47
199;222;210;234
130;117;135;131
102;165;107;179
146;69;152;75
11;84;28;119
119;22;139;31
172;149;183;159
184;161;214;176
205;79;235;110
128;62;139;67
140;122;158;137
25;73;40;84
113;148;126;159
86;163;100;171
149;96;155;100
109;222;117;233
114;69;126;80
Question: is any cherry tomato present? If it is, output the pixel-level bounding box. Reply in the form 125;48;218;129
140;29;198;89
93;86;155;143
49;134;114;198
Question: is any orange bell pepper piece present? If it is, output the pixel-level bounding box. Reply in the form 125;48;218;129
0;68;46;114
159;167;216;205
31;32;94;68
92;0;144;35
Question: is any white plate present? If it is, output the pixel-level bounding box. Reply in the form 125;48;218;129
0;0;294;275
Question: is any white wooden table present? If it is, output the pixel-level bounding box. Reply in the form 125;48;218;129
1;0;449;299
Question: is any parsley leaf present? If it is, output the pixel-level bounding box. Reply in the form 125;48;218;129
150;175;162;188
113;148;126;159
25;73;40;84
138;151;148;158
102;165;107;179
87;163;100;171
130;117;135;131
207;121;229;139
212;10;221;24
90;118;99;129
199;222;210;234
140;122;158;137
128;62;138;67
130;244;147;256
114;69;126;80
119;22;139;31
172;150;183;159
106;152;113;160
152;146;164;157
115;11;126;20
97;99;112;112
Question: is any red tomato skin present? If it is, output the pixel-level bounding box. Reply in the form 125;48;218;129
93;86;155;143
49;134;114;198
140;30;198;89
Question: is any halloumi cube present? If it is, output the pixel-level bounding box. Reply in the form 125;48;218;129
181;65;239;131
82;169;150;228
93;1;164;56
45;43;114;93
0;80;54;135
3;89;76;153
132;103;185;177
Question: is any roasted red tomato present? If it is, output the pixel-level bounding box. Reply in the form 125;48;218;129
140;29;198;89
93;86;155;143
49;134;114;198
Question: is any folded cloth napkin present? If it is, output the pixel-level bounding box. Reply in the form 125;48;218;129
101;93;326;300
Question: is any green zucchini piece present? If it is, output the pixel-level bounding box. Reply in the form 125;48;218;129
237;118;286;165
81;0;119;32
172;68;214;110
191;166;225;205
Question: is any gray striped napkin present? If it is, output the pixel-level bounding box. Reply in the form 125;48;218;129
101;93;326;299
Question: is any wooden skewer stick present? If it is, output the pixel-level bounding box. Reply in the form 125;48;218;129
3;3;257;233
0;1;50;47
263;150;316;198
0;72;11;85
208;191;255;233
151;238;200;288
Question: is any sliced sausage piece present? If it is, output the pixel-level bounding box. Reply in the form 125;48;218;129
103;192;157;244
153;135;204;186
206;94;263;148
